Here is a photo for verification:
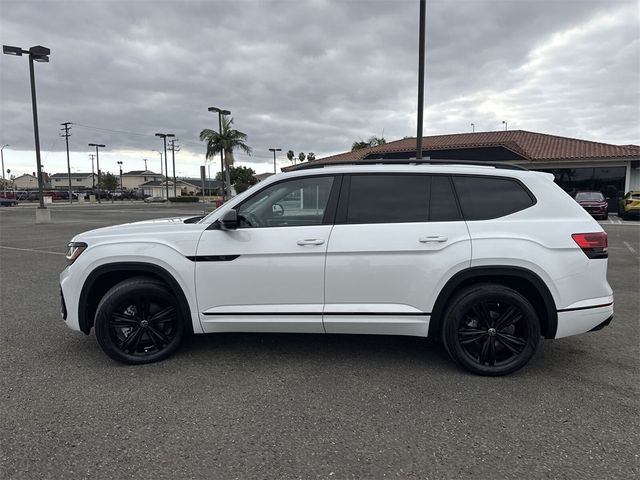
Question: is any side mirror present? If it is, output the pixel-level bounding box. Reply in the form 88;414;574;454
220;209;238;230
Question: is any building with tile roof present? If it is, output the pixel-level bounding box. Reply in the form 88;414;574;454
285;130;640;212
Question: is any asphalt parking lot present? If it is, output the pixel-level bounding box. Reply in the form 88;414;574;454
1;204;638;479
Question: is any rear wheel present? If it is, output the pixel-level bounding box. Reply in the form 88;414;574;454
442;284;540;376
94;277;185;364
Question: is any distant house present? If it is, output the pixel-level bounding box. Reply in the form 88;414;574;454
13;174;41;190
285;130;640;212
50;172;97;190
121;170;163;191
254;172;274;182
180;178;223;195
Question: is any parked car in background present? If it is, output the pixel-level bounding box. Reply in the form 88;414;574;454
618;191;640;219
143;196;167;203
0;196;19;206
574;191;608;220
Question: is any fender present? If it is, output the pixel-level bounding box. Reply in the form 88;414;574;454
78;262;195;335
428;266;558;339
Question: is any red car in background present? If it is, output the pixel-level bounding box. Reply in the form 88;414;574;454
575;191;608;220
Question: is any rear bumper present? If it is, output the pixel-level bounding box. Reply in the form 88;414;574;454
554;298;614;338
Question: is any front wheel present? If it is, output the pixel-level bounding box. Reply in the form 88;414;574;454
442;284;540;376
94;277;185;364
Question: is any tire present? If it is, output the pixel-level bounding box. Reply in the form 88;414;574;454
441;284;540;376
94;277;185;364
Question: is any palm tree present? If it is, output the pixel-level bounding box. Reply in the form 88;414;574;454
307;152;316;162
200;117;251;198
287;150;295;164
351;135;387;151
298;152;306;163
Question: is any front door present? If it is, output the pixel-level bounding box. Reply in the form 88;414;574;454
195;175;338;333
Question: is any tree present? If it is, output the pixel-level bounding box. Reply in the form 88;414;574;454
298;152;306;163
286;150;295;164
215;165;257;193
351;135;387;151
307;152;316;162
99;172;118;191
200;116;252;198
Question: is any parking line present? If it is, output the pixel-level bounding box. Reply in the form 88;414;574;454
623;241;637;255
0;245;66;256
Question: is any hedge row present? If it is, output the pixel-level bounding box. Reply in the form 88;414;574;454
168;196;200;203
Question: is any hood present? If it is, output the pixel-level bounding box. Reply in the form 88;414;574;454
72;216;205;243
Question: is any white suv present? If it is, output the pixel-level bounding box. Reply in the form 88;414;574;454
60;161;614;375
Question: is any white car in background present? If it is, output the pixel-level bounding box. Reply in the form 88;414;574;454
60;160;613;375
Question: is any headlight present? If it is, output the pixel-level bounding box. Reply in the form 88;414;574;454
66;242;88;264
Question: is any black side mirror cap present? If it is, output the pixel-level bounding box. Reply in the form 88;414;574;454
220;209;238;230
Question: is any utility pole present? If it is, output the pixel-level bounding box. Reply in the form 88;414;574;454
143;158;148;170
168;139;180;197
416;0;426;160
60;122;72;203
471;123;475;133
89;154;96;190
88;143;105;203
155;133;174;200
269;148;282;174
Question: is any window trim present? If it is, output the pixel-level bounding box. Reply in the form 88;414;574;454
335;172;463;225
231;173;341;229
450;174;537;221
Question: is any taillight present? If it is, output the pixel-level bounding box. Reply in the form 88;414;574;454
572;232;608;259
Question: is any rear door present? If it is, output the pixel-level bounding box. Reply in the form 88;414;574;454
323;173;471;336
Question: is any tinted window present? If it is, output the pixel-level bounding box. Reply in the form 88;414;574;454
347;175;429;224
452;176;534;220
430;176;460;221
237;176;334;228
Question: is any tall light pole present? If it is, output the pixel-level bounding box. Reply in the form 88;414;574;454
208;107;231;200
471;123;475;133
502;120;508;131
155;133;174;199
269;148;282;174
117;161;123;190
89;154;96;189
416;0;426;160
88;143;105;203
3;45;50;215
143;158;148;171
60;122;72;203
1;144;8;197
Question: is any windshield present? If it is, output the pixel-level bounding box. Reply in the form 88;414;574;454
575;192;604;201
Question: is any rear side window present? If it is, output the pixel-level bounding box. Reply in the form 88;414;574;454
452;176;535;220
344;174;460;224
347;175;429;224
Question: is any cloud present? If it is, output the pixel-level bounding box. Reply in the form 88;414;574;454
0;0;637;177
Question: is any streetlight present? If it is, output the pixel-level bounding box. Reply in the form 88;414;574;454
1;144;8;197
208;107;231;200
502;120;508;131
88;143;105;203
269;148;282;174
142;158;148;171
3;44;50;219
155;133;174;200
152;150;163;176
117;161;123;190
470;123;475;133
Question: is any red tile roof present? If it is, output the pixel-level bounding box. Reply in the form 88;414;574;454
285;130;639;170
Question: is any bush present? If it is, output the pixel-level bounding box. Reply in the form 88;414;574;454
168;196;200;203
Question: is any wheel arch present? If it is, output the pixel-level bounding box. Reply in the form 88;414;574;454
429;266;558;339
78;262;193;335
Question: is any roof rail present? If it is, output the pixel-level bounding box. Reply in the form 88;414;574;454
289;158;528;171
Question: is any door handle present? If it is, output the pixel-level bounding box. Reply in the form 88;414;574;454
419;235;448;243
297;239;325;246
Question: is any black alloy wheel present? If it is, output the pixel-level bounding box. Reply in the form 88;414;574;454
442;284;540;376
95;277;185;364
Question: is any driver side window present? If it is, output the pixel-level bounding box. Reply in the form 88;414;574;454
236;176;335;228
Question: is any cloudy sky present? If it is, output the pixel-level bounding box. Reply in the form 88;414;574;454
1;0;638;178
